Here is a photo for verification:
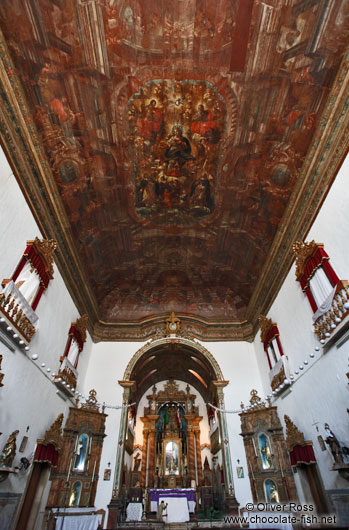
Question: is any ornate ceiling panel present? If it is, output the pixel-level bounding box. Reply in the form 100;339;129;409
0;0;348;340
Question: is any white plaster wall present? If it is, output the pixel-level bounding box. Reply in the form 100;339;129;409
253;155;349;494
0;147;93;527
82;339;263;522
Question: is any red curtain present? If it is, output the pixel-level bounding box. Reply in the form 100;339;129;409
34;443;60;467
263;324;279;350
289;444;316;467
300;247;339;291
68;324;84;352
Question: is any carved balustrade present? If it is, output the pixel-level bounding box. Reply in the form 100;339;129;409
269;356;290;392
54;357;78;396
0;281;38;343
313;281;349;341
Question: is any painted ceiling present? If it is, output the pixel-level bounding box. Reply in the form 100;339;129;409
0;0;348;340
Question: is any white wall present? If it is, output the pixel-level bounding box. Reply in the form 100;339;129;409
253;155;349;493
0;147;93;527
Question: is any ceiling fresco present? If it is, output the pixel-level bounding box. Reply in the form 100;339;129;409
0;0;348;340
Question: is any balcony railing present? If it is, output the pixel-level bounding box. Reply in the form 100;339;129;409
0;281;38;343
54;357;78;397
313;281;349;342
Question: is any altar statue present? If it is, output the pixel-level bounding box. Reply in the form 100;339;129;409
0;430;19;467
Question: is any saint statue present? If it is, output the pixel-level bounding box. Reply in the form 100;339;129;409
0;430;19;468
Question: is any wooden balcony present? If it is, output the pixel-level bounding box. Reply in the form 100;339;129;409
54;357;77;397
313;281;349;342
269;355;290;392
0;281;38;343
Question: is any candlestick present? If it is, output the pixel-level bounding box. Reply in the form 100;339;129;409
91;460;96;482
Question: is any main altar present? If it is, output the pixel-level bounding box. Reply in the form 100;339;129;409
126;379;222;522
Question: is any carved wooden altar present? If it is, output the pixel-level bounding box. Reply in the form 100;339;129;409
139;379;203;494
240;390;298;504
45;390;107;510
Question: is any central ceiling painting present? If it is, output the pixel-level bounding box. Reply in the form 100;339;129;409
128;80;228;225
0;0;347;339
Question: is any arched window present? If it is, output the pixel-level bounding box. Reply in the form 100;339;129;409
4;238;57;310
62;315;88;369
258;315;284;370
0;238;56;342
293;241;339;313
54;315;88;396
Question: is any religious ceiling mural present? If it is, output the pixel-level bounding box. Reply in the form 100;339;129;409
0;0;348;339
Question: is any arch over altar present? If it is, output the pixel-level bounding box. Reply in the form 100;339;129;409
108;336;238;526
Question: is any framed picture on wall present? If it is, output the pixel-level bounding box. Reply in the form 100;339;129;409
237;466;244;478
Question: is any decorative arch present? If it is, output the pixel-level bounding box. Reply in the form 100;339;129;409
123;336;224;381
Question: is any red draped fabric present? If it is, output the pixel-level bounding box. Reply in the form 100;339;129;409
24;244;51;288
69;324;84;351
263;324;279;350
299;247;339;291
289;444;316;467
34;443;60;467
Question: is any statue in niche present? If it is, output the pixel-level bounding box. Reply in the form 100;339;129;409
0;430;19;468
324;423;344;464
264;479;279;503
258;433;272;470
69;480;82;507
165;441;179;475
74;433;89;471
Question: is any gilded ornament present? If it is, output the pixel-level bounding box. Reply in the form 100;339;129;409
249;389;266;409
292;240;323;280
81;389;100;411
41;413;64;450
258;315;276;343
29;237;57;278
0;430;19;468
284;415;305;452
165;311;181;335
72;314;88;344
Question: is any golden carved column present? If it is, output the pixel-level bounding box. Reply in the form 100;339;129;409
146;415;159;488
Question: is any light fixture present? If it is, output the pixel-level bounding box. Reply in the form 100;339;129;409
41;363;45;368
310;353;315;358
294;370;299;375
325;332;331;337
320;339;325;344
31;354;38;360
290;375;294;381
0;317;5;322
46;368;51;372
52;372;56;377
299;365;304;370
6;326;11;331
304;360;308;365
19;340;24;345
13;333;18;338
315;347;320;351
24;346;29;351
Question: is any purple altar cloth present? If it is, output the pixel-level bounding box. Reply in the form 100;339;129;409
148;488;196;504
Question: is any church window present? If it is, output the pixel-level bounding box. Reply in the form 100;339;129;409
3;238;57;310
293;241;339;313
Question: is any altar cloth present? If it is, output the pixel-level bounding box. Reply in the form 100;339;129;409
149;488;196;514
163;496;190;523
126;502;142;521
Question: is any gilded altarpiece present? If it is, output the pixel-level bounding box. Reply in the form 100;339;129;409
46;391;107;510
139;379;203;493
240;391;298;504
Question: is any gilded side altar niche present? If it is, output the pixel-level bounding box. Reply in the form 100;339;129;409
240;390;298;504
46;390;107;509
